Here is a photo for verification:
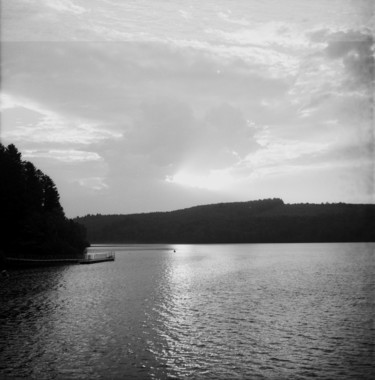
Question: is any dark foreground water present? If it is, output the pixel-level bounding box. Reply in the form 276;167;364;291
1;243;374;379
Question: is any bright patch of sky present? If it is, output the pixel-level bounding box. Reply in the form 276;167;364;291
1;0;374;216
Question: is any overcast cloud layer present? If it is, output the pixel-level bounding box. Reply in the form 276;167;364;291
1;0;374;217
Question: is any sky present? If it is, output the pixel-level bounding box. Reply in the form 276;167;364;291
1;0;374;217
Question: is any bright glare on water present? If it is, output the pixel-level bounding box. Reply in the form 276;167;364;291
1;243;374;379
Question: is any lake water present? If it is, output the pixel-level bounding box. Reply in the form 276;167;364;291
1;243;374;379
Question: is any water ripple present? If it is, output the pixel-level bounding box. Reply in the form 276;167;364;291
1;243;374;379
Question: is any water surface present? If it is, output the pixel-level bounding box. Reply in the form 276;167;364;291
1;243;374;379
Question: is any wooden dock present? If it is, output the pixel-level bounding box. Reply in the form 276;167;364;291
79;251;115;264
5;257;80;268
4;251;115;268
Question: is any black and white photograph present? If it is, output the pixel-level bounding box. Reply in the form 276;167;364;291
1;0;374;378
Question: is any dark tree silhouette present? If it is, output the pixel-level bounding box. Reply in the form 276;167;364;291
76;198;375;244
41;175;63;213
0;143;89;263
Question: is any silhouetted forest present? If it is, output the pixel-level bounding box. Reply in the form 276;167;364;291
0;143;89;263
76;198;375;243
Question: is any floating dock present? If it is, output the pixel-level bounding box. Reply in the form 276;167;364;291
79;251;115;264
3;251;115;268
4;257;80;268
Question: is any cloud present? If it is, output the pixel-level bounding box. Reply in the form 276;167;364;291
325;29;374;87
1;0;374;216
77;177;108;191
309;28;375;90
23;149;102;163
43;0;86;15
2;41;288;121
2;41;280;168
93;99;260;187
3;35;370;191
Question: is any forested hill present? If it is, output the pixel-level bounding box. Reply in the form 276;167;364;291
0;143;89;262
76;199;375;243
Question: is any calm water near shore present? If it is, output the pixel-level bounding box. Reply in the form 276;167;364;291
1;243;374;379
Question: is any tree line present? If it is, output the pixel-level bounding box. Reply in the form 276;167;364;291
0;143;89;263
76;198;375;243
